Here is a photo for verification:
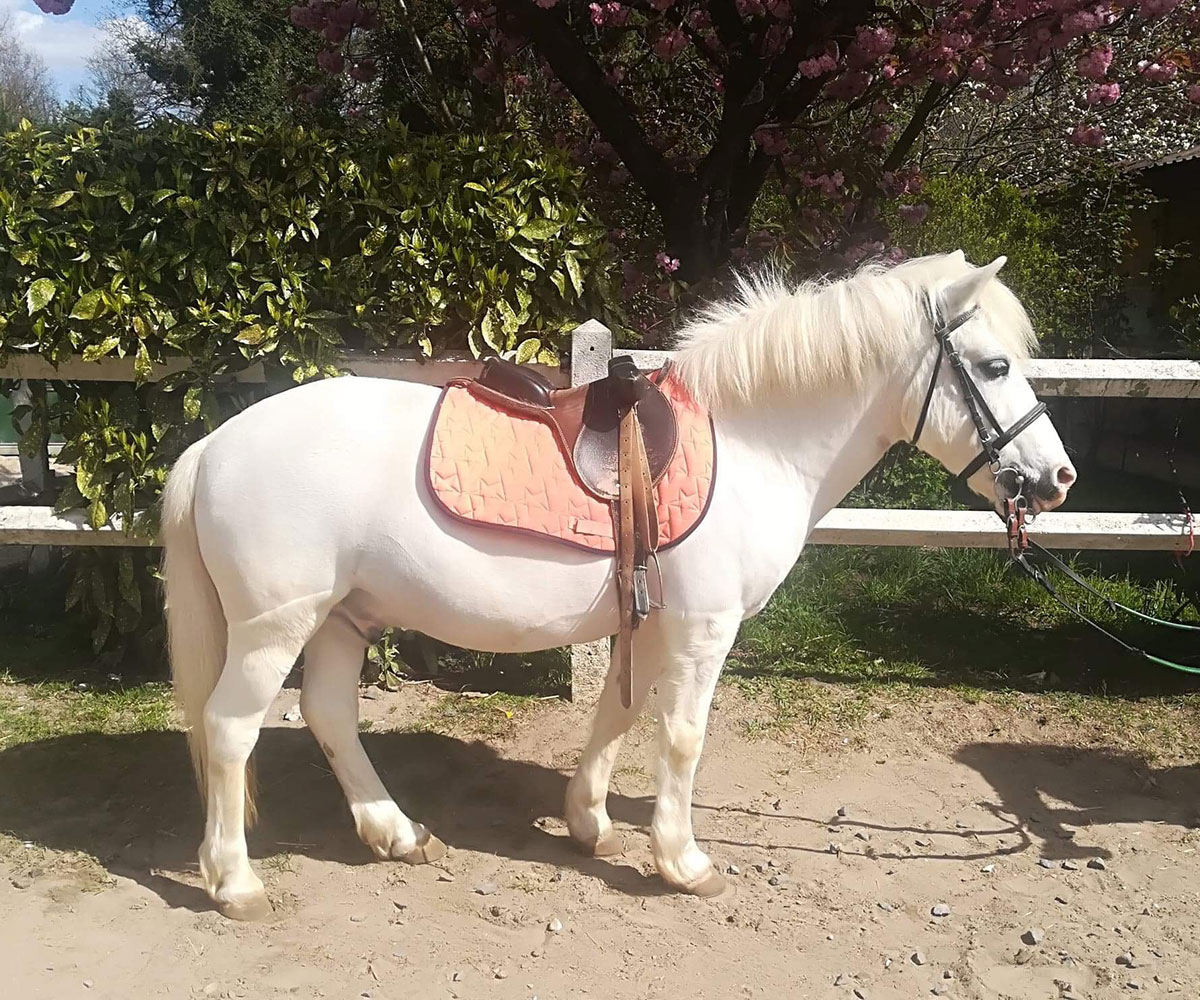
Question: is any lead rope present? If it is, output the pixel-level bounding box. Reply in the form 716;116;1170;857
1001;476;1200;675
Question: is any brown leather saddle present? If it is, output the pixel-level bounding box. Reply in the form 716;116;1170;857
467;355;680;706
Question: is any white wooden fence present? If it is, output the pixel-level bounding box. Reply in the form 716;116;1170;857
3;321;1198;700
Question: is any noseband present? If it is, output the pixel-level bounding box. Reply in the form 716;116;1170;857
909;302;1048;482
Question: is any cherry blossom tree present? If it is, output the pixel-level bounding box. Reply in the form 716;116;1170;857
38;0;1200;285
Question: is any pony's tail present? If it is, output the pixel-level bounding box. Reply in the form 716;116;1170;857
162;438;252;822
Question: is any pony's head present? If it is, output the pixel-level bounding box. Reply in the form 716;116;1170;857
897;251;1075;513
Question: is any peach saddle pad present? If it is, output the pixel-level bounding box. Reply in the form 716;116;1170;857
426;369;716;553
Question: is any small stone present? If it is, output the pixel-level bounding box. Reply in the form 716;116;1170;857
767;859;778;869
1127;981;1142;990
833;973;850;986
767;875;782;887
828;843;841;855
282;705;302;722
981;864;995;874
493;968;509;980
1015;947;1036;965
772;798;782;811
932;987;949;997
489;905;506;918
437;872;455;882
547;917;563;934
1088;858;1107;870
853;990;868;1000
10;877;31;890
877;901;894;912
1022;928;1045;946
530;948;543;958
349;915;364;923
943;970;954;980
1062;860;1080;871
1117;953;1134;967
361;687;379;700
931;903;951;917
1055;895;1069;905
452;972;463;983
83;982;94;990
837;805;848;817
912;951;927;966
1038;858;1057;869
855;831;871;842
915;837;933;847
473;881;499;896
726;864;740;875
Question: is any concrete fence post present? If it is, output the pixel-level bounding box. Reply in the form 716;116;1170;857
567;320;615;704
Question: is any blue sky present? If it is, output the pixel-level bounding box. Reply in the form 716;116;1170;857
5;0;129;99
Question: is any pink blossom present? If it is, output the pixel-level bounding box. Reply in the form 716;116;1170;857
1075;44;1113;81
464;10;482;27
866;123;891;146
348;58;377;82
898;203;929;225
799;53;837;77
1140;0;1180;16
317;48;345;74
534;0;557;7
687;8;711;29
654;28;688;61
1085;82;1120;106
605;65;626;86
1069;123;1106;147
763;23;789;57
844;240;883;265
753;127;787;155
589;3;605;26
656;252;681;274
766;0;790;19
735;0;764;17
509;72;530;93
800;171;844;197
1138;60;1178;84
713;75;724;92
826;70;871;102
289;2;325;30
848;25;895;67
1188;83;1200;105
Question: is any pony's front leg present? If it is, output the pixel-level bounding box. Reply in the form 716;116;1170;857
565;642;660;857
650;611;740;897
299;612;445;864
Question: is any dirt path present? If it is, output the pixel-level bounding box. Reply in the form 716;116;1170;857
4;684;1200;1000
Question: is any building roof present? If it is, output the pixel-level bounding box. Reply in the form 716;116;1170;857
1118;144;1200;173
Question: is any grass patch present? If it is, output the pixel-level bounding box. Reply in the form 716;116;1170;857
0;626;176;749
416;691;553;740
725;546;1200;748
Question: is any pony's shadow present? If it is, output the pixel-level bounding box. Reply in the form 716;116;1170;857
0;727;658;913
954;742;1200;859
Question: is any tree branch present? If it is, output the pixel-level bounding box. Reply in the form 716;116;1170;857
499;0;680;211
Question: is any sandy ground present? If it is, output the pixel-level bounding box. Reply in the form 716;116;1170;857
4;682;1200;1000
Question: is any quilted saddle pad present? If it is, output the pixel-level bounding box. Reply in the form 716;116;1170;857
426;369;716;553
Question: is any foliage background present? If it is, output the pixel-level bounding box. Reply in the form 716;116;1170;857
1;117;617;660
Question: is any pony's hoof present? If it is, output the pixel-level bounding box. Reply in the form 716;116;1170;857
678;866;728;899
217;891;273;922
399;832;447;865
578;829;624;858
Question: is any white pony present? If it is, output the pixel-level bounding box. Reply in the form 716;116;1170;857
162;251;1076;919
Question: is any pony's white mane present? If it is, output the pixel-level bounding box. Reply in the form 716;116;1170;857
672;252;1036;409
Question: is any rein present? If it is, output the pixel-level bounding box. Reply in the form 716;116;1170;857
913;301;1199;676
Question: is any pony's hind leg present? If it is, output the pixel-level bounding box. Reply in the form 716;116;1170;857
200;592;333;920
566;643;660;857
300;611;445;863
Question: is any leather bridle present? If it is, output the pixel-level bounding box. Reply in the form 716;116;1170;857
909;299;1200;675
910;301;1048;483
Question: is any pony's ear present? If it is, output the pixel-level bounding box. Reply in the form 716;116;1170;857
940;255;1006;316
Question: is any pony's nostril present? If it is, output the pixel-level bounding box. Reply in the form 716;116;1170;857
1056;464;1077;488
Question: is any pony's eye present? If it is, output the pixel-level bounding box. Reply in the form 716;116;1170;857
981;358;1010;379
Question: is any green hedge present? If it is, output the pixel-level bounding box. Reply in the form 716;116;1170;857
0;118;618;659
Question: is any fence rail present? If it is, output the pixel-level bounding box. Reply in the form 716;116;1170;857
3;321;1197;701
